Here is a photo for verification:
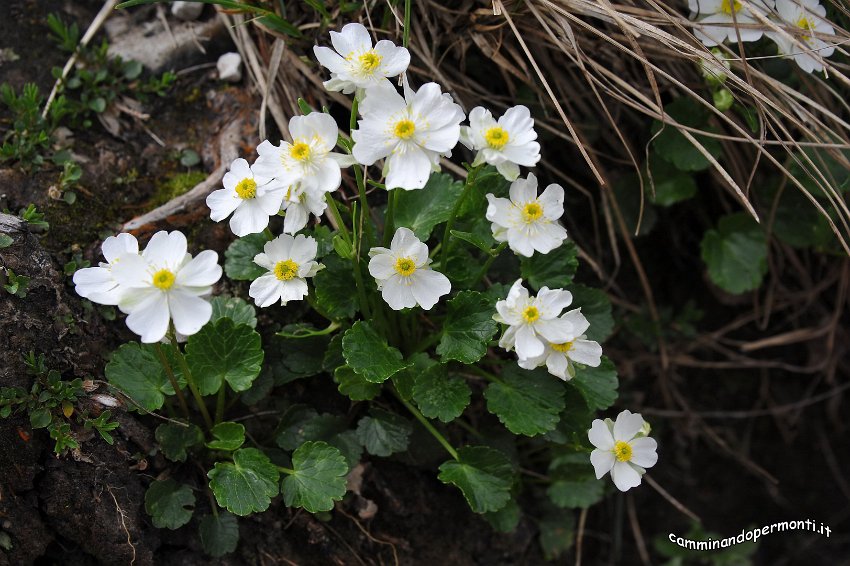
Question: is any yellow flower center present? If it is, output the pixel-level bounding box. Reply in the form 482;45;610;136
614;440;633;462
521;201;543;222
358;51;382;73
152;269;176;290
235;178;257;200
551;341;573;353
394;119;416;140
394;257;417;276
274;259;299;281
484;126;510;149
289;142;312;162
797;17;815;41
720;0;741;14
522;306;540;323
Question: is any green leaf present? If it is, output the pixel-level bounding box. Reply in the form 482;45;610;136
437;291;499;364
281;441;348;513
569;284;614;342
646;157;697;206
105;342;172;412
449;230;492;253
394;173;464;239
30;407;51;429
0;234;13;248
768;184;834;249
224;233;267;281
355;408;412;457
208;448;279;516
539;508;576;560
322;333;345;372
437;446;514;513
268;335;330;385
548;478;604;509
155;421;204;462
335;365;381;401
391;352;435;401
209;296;257;328
186;318;264;395
313;252;359;319
206;422;245;451
520;240;579;290
700;212;768;294
199;513;239;557
144;479;194;530
484;498;521;533
342;321;410;383
412;364;471;423
611;175;658;237
484;367;566;436
569;356;618;410
651;97;723;172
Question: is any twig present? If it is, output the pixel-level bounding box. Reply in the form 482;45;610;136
644;474;701;523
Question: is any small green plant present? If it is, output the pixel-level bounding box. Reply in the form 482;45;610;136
19;203;49;231
0;353;119;454
1;267;30;298
0;83;69;170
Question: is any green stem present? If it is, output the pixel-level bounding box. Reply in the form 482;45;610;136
263;227;275;241
383;189;398;246
153;342;191;420
350;96;359;134
403;0;412;48
277;465;296;475
353;164;374;246
393;386;459;460
471;242;508;288
325;194;352;245
440;166;481;269
215;385;226;425
468;365;504;385
169;332;214;431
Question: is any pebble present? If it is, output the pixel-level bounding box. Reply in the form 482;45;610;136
171;1;204;20
217;52;243;83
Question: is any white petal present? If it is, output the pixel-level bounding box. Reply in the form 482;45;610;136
101;233;138;263
536;288;573;317
514;324;544;359
509;174;538;203
381;277;417;310
249;274;283;308
125;291;170;343
410;269;451;310
568;339;603;367
278;278;309;303
368;252;396;280
613;410;645;442
590;449;616;479
169;290;212;337
111;254;153;289
143;231;187;269
313;45;348;74
544;352;570;380
176;250;221;287
230;201;273;237
611;461;642;492
206;188;241;221
374;41;410;76
560;309;589;336
588;419;615;450
534;317;574;345
385;147;432;190
629;437;658;469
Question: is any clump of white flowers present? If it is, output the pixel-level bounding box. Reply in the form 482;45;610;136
588;411;658;492
368;227;451;310
352;81;465;190
486;173;568;257
72;233;138;305
250;234;322;307
460;105;541;181
518;309;602;380
494;279;575;360
75;231;222;343
688;0;838;73
206;158;285;237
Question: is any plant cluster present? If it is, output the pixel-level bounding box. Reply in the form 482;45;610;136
71;21;661;558
0;353;119;454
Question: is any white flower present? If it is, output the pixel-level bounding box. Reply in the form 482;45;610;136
249;234;322;307
688;0;773;46
279;184;329;235
352;80;465;190
518;309;603;380
460;106;541;181
768;0;835;73
72;233;139;305
110;231;222;343
486;173;568;257
368;227;451;310
206;158;285;237
313;22;410;94
494;279;574;360
252;113;352;195
588;410;658;492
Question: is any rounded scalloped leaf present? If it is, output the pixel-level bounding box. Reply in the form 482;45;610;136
281;441;348;513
